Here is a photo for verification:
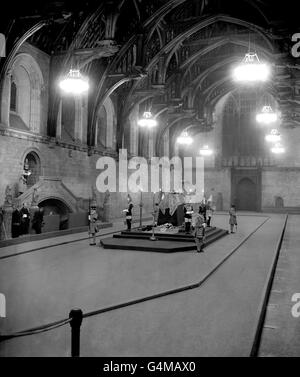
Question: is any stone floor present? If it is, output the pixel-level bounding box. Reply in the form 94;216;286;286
258;214;300;357
0;213;296;356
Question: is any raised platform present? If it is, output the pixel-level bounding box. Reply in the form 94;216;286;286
100;226;228;252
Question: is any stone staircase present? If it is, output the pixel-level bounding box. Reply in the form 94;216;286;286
15;176;86;212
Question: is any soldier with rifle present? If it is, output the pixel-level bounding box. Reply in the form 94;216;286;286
88;199;99;245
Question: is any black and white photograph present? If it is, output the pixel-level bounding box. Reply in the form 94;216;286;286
0;0;300;365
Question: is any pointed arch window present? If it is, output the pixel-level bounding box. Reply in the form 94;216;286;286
10;81;17;112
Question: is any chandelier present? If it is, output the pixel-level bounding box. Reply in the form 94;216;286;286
232;53;270;83
137;111;157;128
256;105;278;124
177;131;193;145
199;145;213;156
271;143;285;154
59;69;89;95
265;129;281;142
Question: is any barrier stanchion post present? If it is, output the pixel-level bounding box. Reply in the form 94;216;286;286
139;189;143;230
69;308;83;357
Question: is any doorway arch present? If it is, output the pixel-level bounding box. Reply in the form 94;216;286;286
275;196;284;208
236;177;257;211
39;198;71;230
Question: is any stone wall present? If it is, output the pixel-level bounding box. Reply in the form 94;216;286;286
262;168;300;208
0;133;156;220
274;127;300;168
204;168;231;210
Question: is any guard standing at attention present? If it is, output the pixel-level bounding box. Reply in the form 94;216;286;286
88;201;99;245
198;201;207;223
194;213;206;253
184;202;194;234
229;204;237;233
123;201;134;231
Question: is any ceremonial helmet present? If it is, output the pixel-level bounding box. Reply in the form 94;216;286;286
90;199;97;209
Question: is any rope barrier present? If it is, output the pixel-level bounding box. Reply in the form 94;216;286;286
0;318;71;341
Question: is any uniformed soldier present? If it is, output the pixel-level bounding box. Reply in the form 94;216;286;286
88;200;98;245
229;204;237;233
194;213;206;253
183;202;194;234
123;201;134;231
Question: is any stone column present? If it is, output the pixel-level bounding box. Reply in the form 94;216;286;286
56;100;62;140
74;97;83;143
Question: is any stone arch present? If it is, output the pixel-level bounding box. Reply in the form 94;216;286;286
274;196;284;208
20;147;45;170
236;177;257;211
221;89;278;160
39;197;72;230
8;53;44;132
96;105;107;147
160;15;273;82
61;96;76;142
24;151;41;188
156;115;194;155
57;95;86;143
10;81;17;111
38;197;72;212
12;65;31;126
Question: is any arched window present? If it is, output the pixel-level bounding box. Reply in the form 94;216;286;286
61;97;75;142
95;97;116;149
9;53;44;133
10;81;17;112
222;91;265;159
10;66;31;127
129;105;139;155
275;196;284;208
24;152;41;187
97;105;107;147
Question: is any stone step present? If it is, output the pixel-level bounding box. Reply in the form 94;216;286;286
114;227;220;243
101;228;228;252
